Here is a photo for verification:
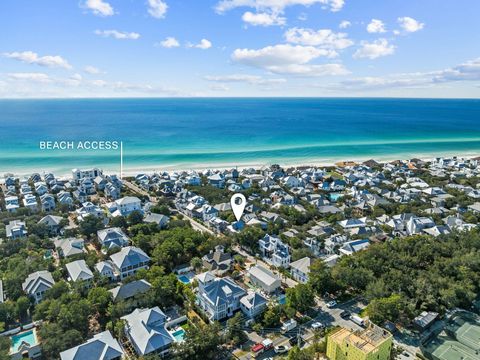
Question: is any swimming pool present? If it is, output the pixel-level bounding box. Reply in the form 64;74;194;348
172;328;186;342
177;275;191;284
329;193;344;202
11;329;37;353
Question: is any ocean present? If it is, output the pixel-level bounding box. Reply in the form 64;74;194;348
1;98;479;175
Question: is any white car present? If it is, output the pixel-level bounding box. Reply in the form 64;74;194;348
274;345;289;354
311;321;324;330
326;300;337;308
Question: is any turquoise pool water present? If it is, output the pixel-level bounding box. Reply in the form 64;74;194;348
329;193;344;202
11;330;37;352
172;329;186;341
177;275;191;284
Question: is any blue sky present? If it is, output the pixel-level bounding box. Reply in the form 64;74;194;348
0;0;479;98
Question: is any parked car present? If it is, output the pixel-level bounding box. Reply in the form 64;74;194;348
262;339;273;351
351;314;366;326
274;345;289;354
326;300;337;308
340;310;351;319
311;321;324;330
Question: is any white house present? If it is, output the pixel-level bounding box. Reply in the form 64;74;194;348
258;234;291;268
110;196;142;217
97;227;130;252
22;270;55;304
66;260;94;283
122;307;176;357
6;220;28;239
197;277;246;321
109;246;150;279
289;257;311;284
240;291;268;318
248;265;281;294
4;195;19;212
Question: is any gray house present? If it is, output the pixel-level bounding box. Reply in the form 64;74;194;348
60;330;124;360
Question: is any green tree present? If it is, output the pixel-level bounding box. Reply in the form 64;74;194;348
127;210;144;226
226;312;248;345
79;215;104;239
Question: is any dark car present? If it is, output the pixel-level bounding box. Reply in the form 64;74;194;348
340;310;351;319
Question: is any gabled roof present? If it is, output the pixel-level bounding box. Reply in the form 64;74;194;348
121;307;174;355
60;330;124;360
66;260;93;282
22;270;55;295
38;215;63;227
110;246;150;269
289;257;311;275
110;280;151;301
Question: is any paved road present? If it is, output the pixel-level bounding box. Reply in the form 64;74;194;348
123;180;157;203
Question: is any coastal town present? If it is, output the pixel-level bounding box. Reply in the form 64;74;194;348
0;156;480;360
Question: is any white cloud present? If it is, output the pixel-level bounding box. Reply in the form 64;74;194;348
339;20;351;29
83;0;114;16
147;0;168;19
3;51;72;69
210;84;230;91
231;44;347;76
188;39;212;49
157;37;180;48
284;28;353;49
215;0;345;13
353;38;395;59
397;17;424;33
7;72;51;82
94;30;140;40
333;58;480;91
204;74;286;85
84;65;102;74
367;19;386;33
242;11;286;26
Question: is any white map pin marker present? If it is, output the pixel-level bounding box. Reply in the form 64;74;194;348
230;193;246;221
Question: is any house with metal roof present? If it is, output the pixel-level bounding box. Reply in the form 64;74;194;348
122;307;176;357
22;270;55;304
197;277;246;321
109;246;150;280
60;330;124;360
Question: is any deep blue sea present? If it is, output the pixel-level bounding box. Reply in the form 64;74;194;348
0;98;479;175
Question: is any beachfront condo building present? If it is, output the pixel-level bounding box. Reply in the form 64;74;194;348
327;324;393;360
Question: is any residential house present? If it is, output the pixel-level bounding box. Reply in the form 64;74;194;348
22;270;55;304
6;220;28;239
110;279;151;303
240;291;268;318
54;237;85;258
248;265;281;294
40;193;56;211
207;173;225;188
38;215;64;235
76;202;104;221
289;257;311;284
97;227;130;252
4;195;19;212
57;191;74;207
60;330;124;360
202;245;232;275
105;183;121;200
23;194;38;211
197;277;246;321
258;234;291;268
109;246;150;280
122;307;176;357
95;260;117;281
111;196;142;217
144;213;170;228
66;260;94;283
72;168;103;182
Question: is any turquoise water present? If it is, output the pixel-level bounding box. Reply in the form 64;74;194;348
172;329;186;341
329;193;344;202
1;98;479;174
11;330;37;352
177;275;191;284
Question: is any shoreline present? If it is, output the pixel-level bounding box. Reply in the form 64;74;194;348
2;150;479;178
